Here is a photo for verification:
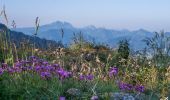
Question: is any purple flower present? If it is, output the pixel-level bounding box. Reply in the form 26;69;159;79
45;66;53;71
86;74;94;80
79;75;85;80
27;66;33;71
118;82;133;91
125;83;133;90
29;56;36;59
57;68;71;79
118;82;144;92
79;74;94;81
7;68;15;74
135;85;145;92
119;82;126;90
42;61;48;65
40;72;51;79
91;95;98;100
109;67;118;77
0;68;4;75
57;68;64;75
29;56;38;62
53;64;60;68
35;66;41;72
29;56;37;60
25;60;31;64
1;63;8;68
21;67;27;71
14;67;22;73
62;71;71;78
14;62;22;68
59;96;65;100
49;66;55;71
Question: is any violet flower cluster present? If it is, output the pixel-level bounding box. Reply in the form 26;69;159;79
79;74;94;81
0;68;4;75
57;68;72;80
108;67;144;92
119;81;145;92
0;56;71;80
0;57;145;94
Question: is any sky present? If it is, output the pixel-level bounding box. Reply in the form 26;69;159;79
0;0;170;31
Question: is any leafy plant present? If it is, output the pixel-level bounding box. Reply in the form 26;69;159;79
118;39;130;60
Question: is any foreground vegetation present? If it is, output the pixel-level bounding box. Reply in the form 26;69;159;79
0;12;170;100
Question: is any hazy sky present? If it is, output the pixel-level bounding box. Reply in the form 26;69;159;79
0;0;170;31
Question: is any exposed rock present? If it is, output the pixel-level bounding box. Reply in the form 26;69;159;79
66;88;81;96
134;93;146;100
109;92;146;100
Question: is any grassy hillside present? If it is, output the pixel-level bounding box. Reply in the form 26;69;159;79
0;23;169;100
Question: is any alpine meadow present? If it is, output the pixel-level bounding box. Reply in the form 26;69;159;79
0;0;170;100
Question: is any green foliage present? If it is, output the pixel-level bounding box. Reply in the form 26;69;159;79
118;39;130;59
0;73;120;100
143;31;170;67
0;49;3;62
0;19;170;99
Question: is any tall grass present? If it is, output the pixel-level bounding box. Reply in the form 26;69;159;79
0;7;170;99
0;6;14;65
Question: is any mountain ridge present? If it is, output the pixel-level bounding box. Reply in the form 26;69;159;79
0;23;63;49
13;21;169;50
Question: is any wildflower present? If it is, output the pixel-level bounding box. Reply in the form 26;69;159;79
59;96;65;100
45;65;54;71
63;71;71;78
42;61;48;65
29;56;38;62
86;74;94;80
91;95;98;100
125;83;133;91
7;68;15;74
53;64;60;69
21;67;27;71
1;63;8;69
27;66;33;71
118;82;133;91
14;67;22;73
29;56;36;59
57;68;71;79
40;65;46;71
14;62;22;67
79;74;94;80
0;68;4;75
118;82;126;90
135;85;145;92
25;60;31;63
79;75;85;80
109;66;118;77
53;64;60;67
57;68;64;75
49;66;55;71
40;72;51;79
35;66;41;72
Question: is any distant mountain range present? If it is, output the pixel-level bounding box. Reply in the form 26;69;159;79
0;23;63;49
13;21;170;50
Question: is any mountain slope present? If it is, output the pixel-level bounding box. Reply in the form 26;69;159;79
14;21;168;50
0;23;63;49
